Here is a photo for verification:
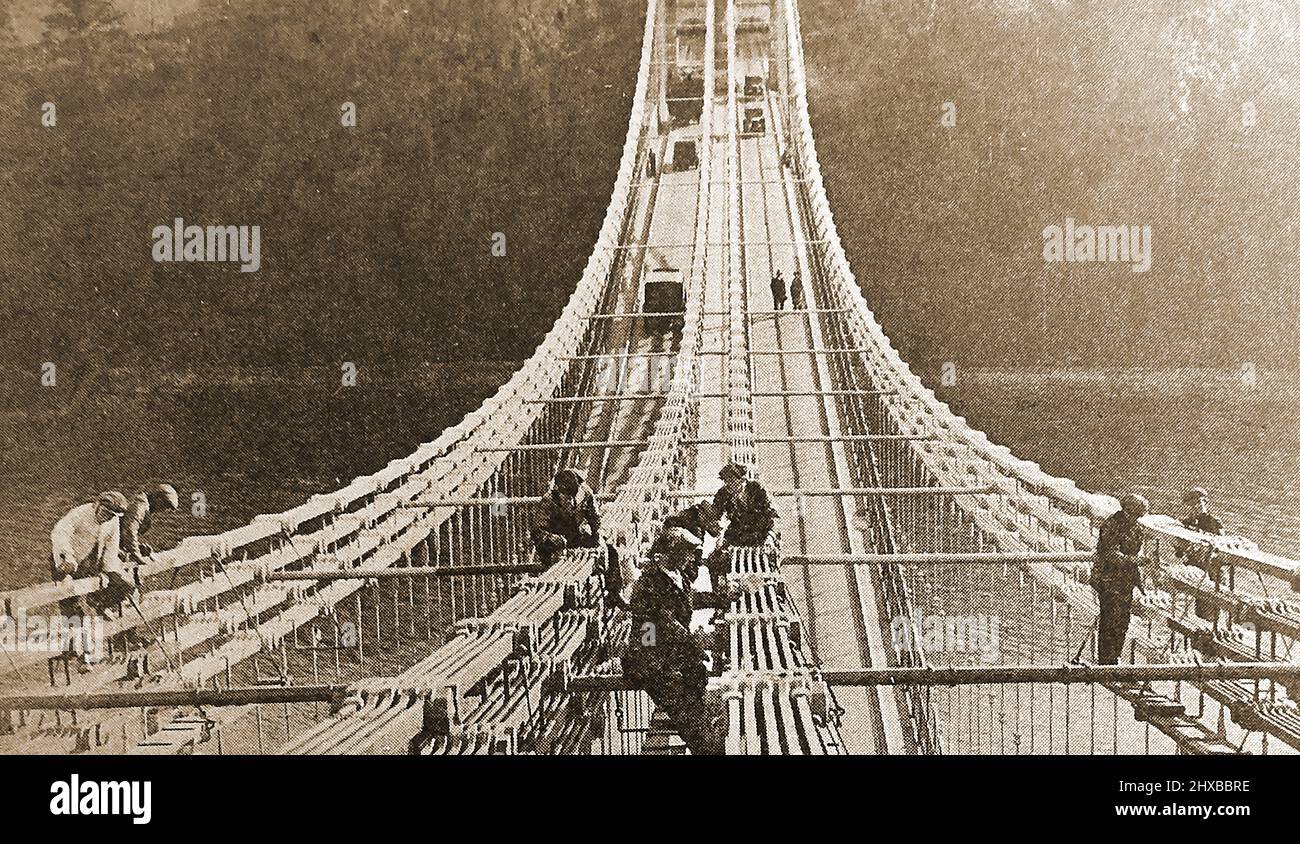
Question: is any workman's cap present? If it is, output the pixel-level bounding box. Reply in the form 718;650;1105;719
1182;486;1208;505
1119;493;1150;517
653;527;702;557
97;491;129;515
719;461;749;482
156;483;180;510
553;468;583;492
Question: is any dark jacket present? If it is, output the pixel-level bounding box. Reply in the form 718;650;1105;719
120;492;155;565
1176;510;1223;573
662;503;718;540
532;483;601;551
1093;511;1145;593
713;480;776;547
624;567;703;671
1182;511;1223;536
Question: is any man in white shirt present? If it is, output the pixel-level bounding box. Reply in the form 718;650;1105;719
50;490;133;618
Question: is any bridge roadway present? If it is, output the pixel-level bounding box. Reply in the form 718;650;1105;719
731;30;900;752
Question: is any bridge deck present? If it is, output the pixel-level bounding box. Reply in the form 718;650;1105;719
735;60;896;751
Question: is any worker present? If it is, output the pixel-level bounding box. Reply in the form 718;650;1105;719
49;491;132;669
706;461;777;586
622;527;720;754
121;483;181;566
662;499;721;586
790;265;805;310
1174;486;1224;622
1091;492;1150;665
770;270;787;310
532;467;602;565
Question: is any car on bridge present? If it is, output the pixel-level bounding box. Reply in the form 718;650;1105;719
737;2;771;31
667;139;699;172
641;267;685;331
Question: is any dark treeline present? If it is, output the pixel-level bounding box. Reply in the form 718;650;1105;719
802;0;1300;373
0;0;641;380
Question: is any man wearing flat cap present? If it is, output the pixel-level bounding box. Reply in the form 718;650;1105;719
1175;486;1224;622
1091;492;1150;664
50;491;134;669
707;460;776;586
532;468;601;566
623;527;719;754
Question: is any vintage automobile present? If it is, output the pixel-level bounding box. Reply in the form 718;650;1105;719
669;139;699;172
641;267;685;331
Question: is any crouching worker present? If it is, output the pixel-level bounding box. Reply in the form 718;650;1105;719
531;468;624;604
705;461;776;587
49;492;133;670
662;499;721;587
622;528;721;754
532;468;601;566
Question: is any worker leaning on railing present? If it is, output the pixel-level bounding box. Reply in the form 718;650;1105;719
49;492;133;671
49;483;183;671
1172;486;1225;623
121;483;181;566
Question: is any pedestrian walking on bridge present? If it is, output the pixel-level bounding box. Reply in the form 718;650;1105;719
790;265;805;310
770;271;786;310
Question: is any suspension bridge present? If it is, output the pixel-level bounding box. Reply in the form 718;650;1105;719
2;0;1298;756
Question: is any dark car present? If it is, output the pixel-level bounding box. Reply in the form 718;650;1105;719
642;268;685;331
